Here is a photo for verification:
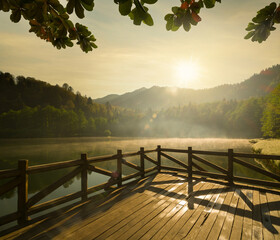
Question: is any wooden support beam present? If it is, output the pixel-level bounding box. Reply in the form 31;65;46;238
81;153;88;202
188;147;193;194
122;159;141;172
160;152;188;169
87;165;112;177
144;154;158;166
18;159;28;225
233;157;280;182
0;177;20;197
27;166;82;208
140;147;145;178
157;145;161;172
228;149;234;185
160;165;188;173
117;150;122;187
192;154;228;174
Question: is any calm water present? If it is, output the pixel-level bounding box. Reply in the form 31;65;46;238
0;137;267;227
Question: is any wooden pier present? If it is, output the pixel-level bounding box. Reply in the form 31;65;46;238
0;146;280;239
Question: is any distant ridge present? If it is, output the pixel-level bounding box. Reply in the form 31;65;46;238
94;65;280;110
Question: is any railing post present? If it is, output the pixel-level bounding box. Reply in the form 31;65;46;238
18;159;28;225
140;147;145;178
228;149;234;185
117;150;122;187
81;153;88;201
157;145;161;172
188;147;193;194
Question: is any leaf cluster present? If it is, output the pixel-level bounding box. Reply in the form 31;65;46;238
245;2;280;43
0;0;97;52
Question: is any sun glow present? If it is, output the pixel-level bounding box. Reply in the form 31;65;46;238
174;59;201;88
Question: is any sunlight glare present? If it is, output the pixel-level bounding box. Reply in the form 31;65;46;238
174;59;201;88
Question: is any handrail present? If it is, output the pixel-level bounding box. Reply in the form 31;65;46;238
0;145;279;228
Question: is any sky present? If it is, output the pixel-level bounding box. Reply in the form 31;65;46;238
0;0;279;98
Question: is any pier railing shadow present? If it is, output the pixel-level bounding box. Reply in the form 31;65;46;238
0;145;280;235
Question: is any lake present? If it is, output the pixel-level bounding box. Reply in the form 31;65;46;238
0;137;268;228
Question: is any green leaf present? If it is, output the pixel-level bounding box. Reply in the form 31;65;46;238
246;22;256;31
244;31;255;40
143;13;153;26
119;0;132;16
66;0;75;14
203;0;215;8
166;19;173;31
142;0;157;4
172;7;179;14
164;14;173;21
75;0;85;18
10;9;21;22
252;13;267;23
81;0;94;11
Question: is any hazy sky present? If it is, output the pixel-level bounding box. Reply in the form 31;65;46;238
0;0;279;98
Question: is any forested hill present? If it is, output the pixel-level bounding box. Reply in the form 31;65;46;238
95;65;280;110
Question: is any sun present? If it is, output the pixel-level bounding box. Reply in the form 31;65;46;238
174;59;200;88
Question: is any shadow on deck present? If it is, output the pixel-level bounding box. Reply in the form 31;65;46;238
1;172;280;240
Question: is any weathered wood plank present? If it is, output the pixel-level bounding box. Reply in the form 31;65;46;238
161;148;188;153
0;177;20;197
233;176;280;189
192;150;228;156
241;188;253;240
160;182;216;240
192;154;228;174
266;192;280;239
122;158;141;172
27;159;82;174
234;157;280;182
161;152;189;169
229;189;246;240
144;154;158;166
193;170;228;180
87;164;112;177
0;169;20;179
18;159;28;225
27;166;82;208
252;189;263;240
217;188;240;240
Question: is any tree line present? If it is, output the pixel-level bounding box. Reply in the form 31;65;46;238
0;71;279;138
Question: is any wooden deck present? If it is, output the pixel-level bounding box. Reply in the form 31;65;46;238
1;172;280;240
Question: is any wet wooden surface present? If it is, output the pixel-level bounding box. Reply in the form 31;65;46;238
1;172;280;239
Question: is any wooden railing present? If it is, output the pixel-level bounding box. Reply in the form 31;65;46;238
0;145;280;228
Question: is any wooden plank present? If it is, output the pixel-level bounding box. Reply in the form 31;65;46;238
228;149;234;185
161;165;188;173
122;172;142;182
48;174;169;239
193;170;228;180
0;212;19;226
161;148;188;153
122;158;141;172
87;164;112;177
259;191;276;239
229;189;246;239
197;186;235;240
241;188;253;240
192;154;228;174
160;182;216;240
120;184;189;240
81;153;88;202
0;169;20;179
192;150;228;157
233;152;280;160
0;177;20;196
233;157;280;182
18;159;28;225
101;181;190;240
266;192;280;239
28;191;82;216
145;166;158;174
121;152;139;158
161;152;189;169
27;159;82;174
117;150;122;187
192;161;206;171
64;175;184;239
218;188;241;240
144;154;158;166
252;189;263;240
27;166;82;208
233;176;280;188
141;180;205;240
87;154;117;163
180;185;225;239
157;145;161;172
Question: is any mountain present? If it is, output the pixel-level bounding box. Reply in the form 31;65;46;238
95;65;280;110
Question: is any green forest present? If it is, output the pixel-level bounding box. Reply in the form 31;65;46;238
0;66;280;139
